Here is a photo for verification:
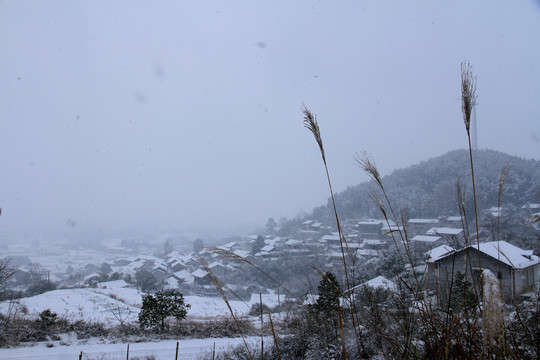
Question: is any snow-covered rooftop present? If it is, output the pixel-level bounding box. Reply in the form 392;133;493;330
261;244;274;252
408;218;439;224
191;268;208;278
264;237;283;245
285;239;302;246
347;275;397;294
428;241;540;270
321;234;340;242
411;235;441;243
356;249;379;257
361;275;397;292
427;245;454;262
171;270;194;283
487;206;503;217
232;249;250;258
426;227;463;236
475;241;540;269
219;241;237;250
381;224;403;232
361;239;386;246
208;261;225;269
356;219;391;226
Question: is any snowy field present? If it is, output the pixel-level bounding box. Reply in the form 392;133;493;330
0;280;259;325
0;281;282;359
0;336;262;360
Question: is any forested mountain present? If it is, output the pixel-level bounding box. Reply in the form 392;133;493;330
310;149;540;223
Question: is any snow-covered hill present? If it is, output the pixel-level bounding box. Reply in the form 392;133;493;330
0;280;256;326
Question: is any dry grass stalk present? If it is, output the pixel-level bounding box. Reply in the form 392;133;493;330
356;152;422;294
456;179;470;245
461;59;483;286
302;105;360;354
267;309;282;360
211;248;299;301
497;166;511;242
200;259;253;360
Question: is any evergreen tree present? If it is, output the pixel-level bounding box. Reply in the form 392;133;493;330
449;272;478;313
138;290;190;331
135;268;158;293
266;217;277;234
251;235;266;254
193;238;204;253
163;239;174;256
316;271;341;313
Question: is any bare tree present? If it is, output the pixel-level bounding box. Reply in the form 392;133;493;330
0;258;17;289
106;296;134;327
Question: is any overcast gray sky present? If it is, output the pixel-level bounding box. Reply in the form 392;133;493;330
1;1;539;241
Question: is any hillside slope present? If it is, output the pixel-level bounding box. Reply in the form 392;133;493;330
310;149;540;222
0;280;253;326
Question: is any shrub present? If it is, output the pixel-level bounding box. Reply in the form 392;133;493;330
38;309;57;328
138;290;190;331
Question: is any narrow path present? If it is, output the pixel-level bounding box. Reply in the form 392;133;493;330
0;336;260;360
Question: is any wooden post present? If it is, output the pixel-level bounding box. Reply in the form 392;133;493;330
175;341;179;360
126;343;129;360
259;293;263;325
260;293;264;360
79;351;82;360
212;342;216;360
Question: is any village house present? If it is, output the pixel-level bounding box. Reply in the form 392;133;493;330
360;239;388;250
407;218;440;236
163;270;194;290
410;234;444;257
192;268;212;285
426;227;464;247
167;259;186;273
283;238;302;250
301;220;315;230
426;241;540;303
355;219;384;238
443;216;463;228
381;223;404;237
522;203;540;214
320;233;341;247
151;262;168;281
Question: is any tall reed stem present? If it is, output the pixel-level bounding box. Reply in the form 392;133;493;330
461;60;482;277
302;104;359;357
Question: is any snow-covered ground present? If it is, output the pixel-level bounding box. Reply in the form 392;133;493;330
0;280;278;360
0;336;262;360
0;281;282;358
0;280;257;325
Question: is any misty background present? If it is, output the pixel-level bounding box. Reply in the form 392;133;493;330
1;1;539;243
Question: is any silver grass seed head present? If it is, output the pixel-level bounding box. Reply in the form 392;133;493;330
355;151;382;188
302;105;325;161
461;60;477;133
